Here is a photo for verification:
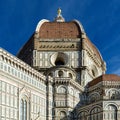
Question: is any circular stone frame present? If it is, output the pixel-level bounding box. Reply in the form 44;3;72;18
50;52;68;66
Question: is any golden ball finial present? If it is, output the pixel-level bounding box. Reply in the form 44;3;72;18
55;8;65;22
57;8;61;16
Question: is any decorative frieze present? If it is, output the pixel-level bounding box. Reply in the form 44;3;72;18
34;41;81;51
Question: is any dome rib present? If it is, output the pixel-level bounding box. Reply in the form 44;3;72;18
35;19;49;33
72;19;85;33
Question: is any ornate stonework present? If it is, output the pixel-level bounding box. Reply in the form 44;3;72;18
0;9;120;120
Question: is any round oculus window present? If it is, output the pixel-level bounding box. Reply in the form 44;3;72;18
50;52;68;66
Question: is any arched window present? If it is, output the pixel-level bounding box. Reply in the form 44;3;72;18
58;86;67;94
89;92;100;103
107;89;120;99
78;111;87;120
69;73;72;79
90;107;101;120
70;88;74;95
20;99;28;120
20;99;24;120
58;70;64;77
59;111;67;120
90;65;98;77
24;100;27;120
105;105;117;120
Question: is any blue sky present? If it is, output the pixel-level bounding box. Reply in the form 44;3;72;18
0;0;120;75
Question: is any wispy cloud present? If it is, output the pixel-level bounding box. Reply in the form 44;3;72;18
106;55;120;75
102;33;120;53
108;55;120;63
112;68;120;75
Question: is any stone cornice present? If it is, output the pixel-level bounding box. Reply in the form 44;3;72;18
88;80;120;92
70;79;84;91
88;82;102;92
46;66;76;74
0;70;46;94
35;38;81;42
77;100;103;112
34;41;81;51
0;48;46;82
103;81;120;87
54;77;84;92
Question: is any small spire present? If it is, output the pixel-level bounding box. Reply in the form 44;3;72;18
57;8;61;16
54;8;65;22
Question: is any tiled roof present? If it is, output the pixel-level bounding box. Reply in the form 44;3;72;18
39;21;81;39
88;74;120;87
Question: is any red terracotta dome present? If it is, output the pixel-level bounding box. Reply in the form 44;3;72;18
38;21;81;39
